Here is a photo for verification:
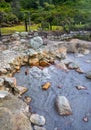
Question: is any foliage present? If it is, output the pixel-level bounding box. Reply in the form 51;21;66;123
0;0;91;31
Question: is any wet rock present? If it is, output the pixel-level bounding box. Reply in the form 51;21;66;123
68;62;79;69
76;85;87;90
0;90;9;98
30;114;46;126
25;68;29;75
34;125;46;130
83;116;88;122
29;67;42;79
39;59;50;67
16;86;28;95
85;60;91;63
42;82;51;90
86;71;91;79
30;36;43;49
55;96;72;116
42;68;51;80
76;68;84;74
61;58;73;65
55;62;69;72
24;96;32;104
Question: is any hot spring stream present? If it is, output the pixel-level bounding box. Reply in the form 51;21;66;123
14;53;91;130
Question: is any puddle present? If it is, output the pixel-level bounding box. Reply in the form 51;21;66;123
14;54;91;130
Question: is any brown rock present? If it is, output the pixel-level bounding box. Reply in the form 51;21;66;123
16;86;28;95
42;82;51;90
14;65;20;70
55;63;69;72
29;58;39;66
76;68;84;74
0;68;7;75
39;60;50;67
24;96;32;104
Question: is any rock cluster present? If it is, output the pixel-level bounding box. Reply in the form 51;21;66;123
0;31;91;130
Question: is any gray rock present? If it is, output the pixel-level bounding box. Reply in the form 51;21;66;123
20;39;28;44
0;107;33;130
61;58;72;65
34;125;46;130
29;67;51;82
25;49;38;57
0;91;9;98
4;77;16;88
20;32;28;38
0;78;4;87
30;114;46;126
0;107;14;130
13;112;33;130
30;36;43;49
29;67;42;79
68;62;79;69
86;71;91;79
55;96;72;116
11;33;20;40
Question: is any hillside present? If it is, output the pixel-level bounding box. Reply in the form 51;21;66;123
0;0;91;31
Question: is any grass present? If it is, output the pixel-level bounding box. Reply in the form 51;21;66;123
1;24;40;35
1;24;64;35
52;26;63;31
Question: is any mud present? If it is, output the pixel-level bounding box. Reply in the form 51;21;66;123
14;54;91;130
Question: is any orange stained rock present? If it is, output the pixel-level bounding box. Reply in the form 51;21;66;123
39;60;50;67
42;82;51;90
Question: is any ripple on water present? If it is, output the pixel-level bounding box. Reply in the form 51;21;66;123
14;54;91;130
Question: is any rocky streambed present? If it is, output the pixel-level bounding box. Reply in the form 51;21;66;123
14;53;91;130
0;32;91;130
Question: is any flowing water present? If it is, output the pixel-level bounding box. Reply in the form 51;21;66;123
14;53;91;130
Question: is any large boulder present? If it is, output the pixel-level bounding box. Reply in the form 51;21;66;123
0;108;33;130
0;93;33;130
30;36;43;49
55;96;72;116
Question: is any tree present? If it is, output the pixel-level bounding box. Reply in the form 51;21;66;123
0;12;3;36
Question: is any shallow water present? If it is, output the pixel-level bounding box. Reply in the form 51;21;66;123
14;54;91;130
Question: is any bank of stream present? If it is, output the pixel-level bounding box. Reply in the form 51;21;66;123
14;53;91;130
